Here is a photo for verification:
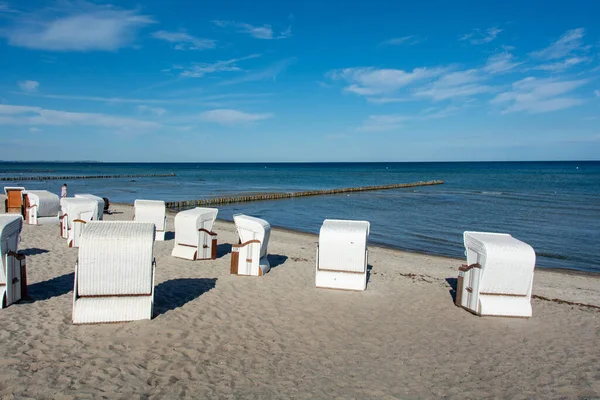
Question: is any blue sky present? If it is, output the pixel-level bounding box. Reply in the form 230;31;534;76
0;0;598;162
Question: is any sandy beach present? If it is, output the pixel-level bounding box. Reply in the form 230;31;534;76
1;203;599;399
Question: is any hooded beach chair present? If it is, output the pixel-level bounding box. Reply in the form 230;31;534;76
59;198;98;247
316;219;370;291
4;187;25;214
24;190;60;225
74;194;105;221
134;200;166;241
171;207;219;260
231;214;271;276
456;231;536;317
72;221;156;324
1;215;26;308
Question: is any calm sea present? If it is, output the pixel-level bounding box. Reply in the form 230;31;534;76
2;161;598;273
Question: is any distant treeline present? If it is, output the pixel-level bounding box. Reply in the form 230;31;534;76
166;180;444;208
0;173;177;181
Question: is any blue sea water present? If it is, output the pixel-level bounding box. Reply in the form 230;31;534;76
1;161;599;273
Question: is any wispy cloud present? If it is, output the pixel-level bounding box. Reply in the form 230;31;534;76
18;80;39;92
327;67;445;96
151;30;215;50
595;90;600;97
199;109;273;126
533;57;590;72
137;105;166;116
2;1;154;51
0;104;160;131
530;28;588;60
14;91;269;107
212;20;291;39
221;57;297;85
379;35;426;47
484;52;522;74
358;115;407;132
173;54;260;78
29;127;40;133
414;69;493;101
459;26;503;45
0;1;17;13
366;97;410;104
491;77;587;114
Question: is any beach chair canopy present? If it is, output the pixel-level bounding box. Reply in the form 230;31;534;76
74;194;105;220
26;190;60;217
457;231;536;317
134;200;166;240
0;214;24;308
73;221;156;324
233;214;271;259
318;219;370;273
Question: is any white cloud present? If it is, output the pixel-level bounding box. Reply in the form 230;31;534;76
414;69;493;101
0;104;160;131
174;54;260;78
327;67;445;96
379;35;426;46
18;80;39;92
151;30;216;50
533;57;589;72
530;28;587;60
221;58;297;85
594;90;600;97
137;105;166;116
459;27;503;45
484;52;522;74
200;109;273;126
491;77;587;114
212;20;291;40
358;115;407;132
29;127;40;133
2;2;154;51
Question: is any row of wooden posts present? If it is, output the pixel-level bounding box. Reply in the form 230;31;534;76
0;173;177;181
166;180;444;209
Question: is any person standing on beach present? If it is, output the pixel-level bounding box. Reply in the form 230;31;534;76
61;184;67;198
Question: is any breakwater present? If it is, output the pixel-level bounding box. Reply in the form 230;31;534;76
166;180;444;209
0;173;177;181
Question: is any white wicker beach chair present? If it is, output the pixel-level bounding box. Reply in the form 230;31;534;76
59;198;98;247
1;215;26;308
231;214;271;276
24;190;60;225
316;219;370;291
134;200;166;241
72;221;156;324
3;187;25;214
456;231;536;317
172;207;219;260
74;194;105;221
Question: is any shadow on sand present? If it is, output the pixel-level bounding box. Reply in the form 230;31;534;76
153;278;217;316
26;272;74;302
216;243;232;259
20;248;50;256
267;254;288;269
446;277;458;303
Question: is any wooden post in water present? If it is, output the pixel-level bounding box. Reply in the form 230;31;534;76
165;180;444;209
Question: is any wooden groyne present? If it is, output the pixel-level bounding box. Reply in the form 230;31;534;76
166;180;444;209
0;173;176;181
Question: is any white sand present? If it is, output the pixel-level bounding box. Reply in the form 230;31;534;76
1;203;599;399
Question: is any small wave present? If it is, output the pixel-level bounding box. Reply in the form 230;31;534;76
480;191;503;195
537;252;571;261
